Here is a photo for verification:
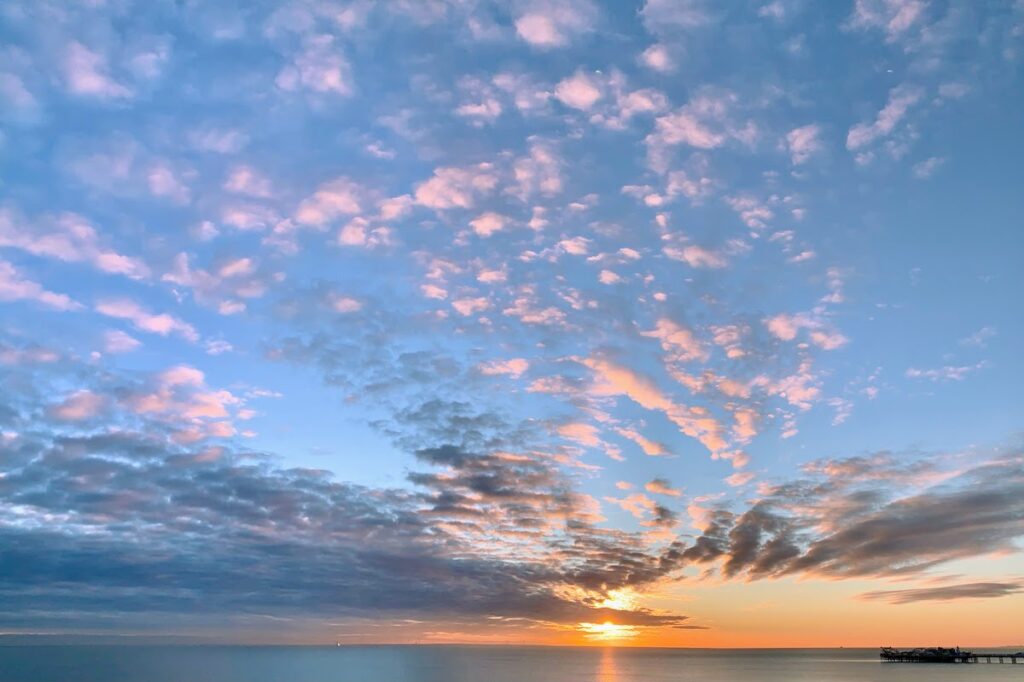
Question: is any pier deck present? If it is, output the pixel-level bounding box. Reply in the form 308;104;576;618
880;647;1023;664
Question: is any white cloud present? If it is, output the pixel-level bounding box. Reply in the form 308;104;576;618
959;326;996;348
912;156;945;179
906;362;988;382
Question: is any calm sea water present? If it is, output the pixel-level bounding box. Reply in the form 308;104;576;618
1;646;1022;682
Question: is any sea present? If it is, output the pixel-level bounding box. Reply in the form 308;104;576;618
1;645;1023;682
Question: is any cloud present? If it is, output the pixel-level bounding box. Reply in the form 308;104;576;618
49;390;106;421
554;71;603;110
645;478;681;497
639;44;674;72
451;297;490;316
276;35;354;96
63;42;132;99
764;313;847;350
912;156;945;179
514;0;598;48
846;85;922;151
415;164;499;210
510;140;563;201
725;471;755;487
906;362;988;381
617;427;670;457
642;318;709;363
103;330;142;354
959;326;996;348
0;209;149;280
469;212;507;237
858;581;1024;604
0;72;41;123
0;260;80;311
583;356;726;453
848;0;926;41
147;163;191;204
479;358;529;379
95;298;198;342
662;244;727;269
188;128;250;154
786;124;822;165
645;91;749;171
640;0;713;34
295;177;365;226
224;166;274;198
557;421;601;447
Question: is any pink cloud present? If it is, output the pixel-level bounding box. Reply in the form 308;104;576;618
64;42;131;99
847;85;922;151
49;390;106;421
479;358;530;378
514;0;597;48
557;422;602;447
414;164;498;210
0;260;80;311
295;177;364;226
95;298;198;342
0;210;149;280
642;318;709;363
786;124;822;164
616;427;670;456
451;297;490;316
103;330;141;354
554;71;603;110
645;479;681;497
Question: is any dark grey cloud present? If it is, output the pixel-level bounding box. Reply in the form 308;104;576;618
858;581;1024;604
2;334;1023;638
687;452;1024;581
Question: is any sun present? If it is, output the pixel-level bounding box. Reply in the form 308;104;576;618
579;621;640;642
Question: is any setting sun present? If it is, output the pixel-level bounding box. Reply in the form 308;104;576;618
579;622;640;641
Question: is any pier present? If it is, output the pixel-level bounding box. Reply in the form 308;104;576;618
880;647;1024;664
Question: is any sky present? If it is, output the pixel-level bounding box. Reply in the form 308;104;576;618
0;0;1023;647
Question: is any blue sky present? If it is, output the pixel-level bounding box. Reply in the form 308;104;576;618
0;0;1022;644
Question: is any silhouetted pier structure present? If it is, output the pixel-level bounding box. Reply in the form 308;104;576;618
881;647;1023;664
